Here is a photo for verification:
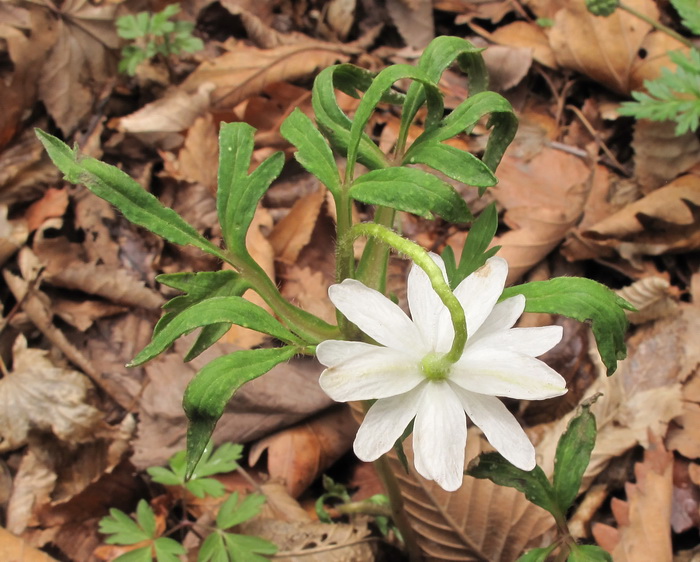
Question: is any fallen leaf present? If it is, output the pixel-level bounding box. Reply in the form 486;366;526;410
490;21;557;69
281;265;337;325
549;0;657;95
249;406;358;497
269;187;327;264
632;120;700;193
591;434;673;561
583;174;700;258
0;204;28;267
481;45;533;91
0;527;58;562
174;113;219;194
386;0;434;49
616;277;679;324
25;188;69;232
0;334;103;453
182;41;350;110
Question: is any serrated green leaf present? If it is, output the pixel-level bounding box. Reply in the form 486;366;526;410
146;466;182;487
130;297;299;366
466;452;560;517
100;506;151;544
217;123;284;253
153;537;186;562
567;544;613;562
311;65;389;170
402;141;497;188
672;0;700;34
136;499;157;538
186;477;226;499
280;108;341;196
184;346;297;477
400;36;488;147
444;203;500;288
36;130;226;260
517;544;558;562
348;167;472;223
217;492;267;529
500;277;634;375
194;442;243;477
199;532;227;562
113;547;153;562
346;64;443;177
553;405;597;513
413;91;517;174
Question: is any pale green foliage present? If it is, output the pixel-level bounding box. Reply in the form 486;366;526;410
99;444;274;561
618;49;700;135
672;0;700;35
116;3;204;75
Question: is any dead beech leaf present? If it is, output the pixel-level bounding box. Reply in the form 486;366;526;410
242;518;377;562
249;406;358;498
0;205;28;267
281;265;336;325
481;45;533;91
591;434;673;562
25;188;69;232
175;113;219;194
616;277;679;324
629;32;690;92
35;0;119;134
0;335;102;453
632;120;700;193
117;82;215;134
549;0;657;95
0;527;58;562
583;174;700;257
269;187;327;264
489;144;592;283
389;427;555;561
535;304;700;489
490;21;557;69
182;42;350;109
386;0;434;49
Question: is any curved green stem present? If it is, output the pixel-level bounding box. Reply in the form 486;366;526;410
619;2;694;49
355;206;396;292
340;223;467;363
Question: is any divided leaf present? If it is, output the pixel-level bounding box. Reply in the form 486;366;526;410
130;297;299;366
184;346;297;476
403;141;497;188
36;130;226;260
349;167;472;223
500;277;635;375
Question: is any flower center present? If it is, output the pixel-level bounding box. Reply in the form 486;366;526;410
420;352;452;382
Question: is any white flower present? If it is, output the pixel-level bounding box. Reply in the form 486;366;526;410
317;255;567;491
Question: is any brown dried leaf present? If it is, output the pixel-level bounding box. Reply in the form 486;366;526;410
549;0;657;95
583;174;700;257
175;113;219;194
0;527;58;562
0;205;28;267
25;188;69;232
249;406;358;498
591;434;673;561
490;21;557;69
182;41;350;109
269;187;327;264
281;265;336;325
481;45;532;91
0;335;102;453
36;0;119;134
386;0;434;49
616;277;679;324
632;120;700;193
390;428;555;561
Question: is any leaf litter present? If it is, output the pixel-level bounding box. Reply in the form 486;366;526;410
1;0;700;559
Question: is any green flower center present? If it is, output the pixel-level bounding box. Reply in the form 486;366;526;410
420;352;452;382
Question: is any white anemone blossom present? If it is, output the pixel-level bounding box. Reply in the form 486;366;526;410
317;255;567;491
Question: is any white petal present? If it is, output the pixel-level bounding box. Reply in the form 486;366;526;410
451;387;536;471
453;257;508;339
412;381;467;491
353;385;426;461
328;279;424;354
451;349;567;400
319;346;424;401
472;295;525;338
407;253;449;350
317;340;389;367
466;325;563;357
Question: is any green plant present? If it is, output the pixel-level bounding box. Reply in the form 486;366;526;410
116;3;204;76
37;35;633;560
99;443;275;561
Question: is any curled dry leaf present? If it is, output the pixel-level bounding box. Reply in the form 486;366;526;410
0;205;28;268
632;120;700;193
592;434;673;562
490;21;557;69
583;174;700;258
173;113;219;194
389;427;555;561
481;45;533;91
548;0;657;95
249;406;358;498
616;277;679;324
667;354;700;459
0;335;102;453
535;304;700;489
182;41;351;110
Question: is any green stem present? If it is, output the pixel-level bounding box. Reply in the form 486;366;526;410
230;253;340;344
373;452;423;561
355;206;396;292
340;223;467;363
619;2;694;49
